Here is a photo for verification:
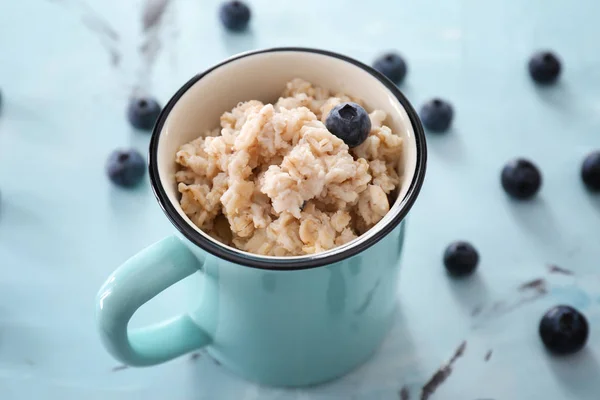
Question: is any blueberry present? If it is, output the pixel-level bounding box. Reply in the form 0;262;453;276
528;51;561;84
127;97;161;131
106;149;146;187
581;151;600;192
420;99;453;132
219;1;251;31
443;241;479;277
539;305;588;355
501;158;542;200
325;102;371;148
373;52;407;84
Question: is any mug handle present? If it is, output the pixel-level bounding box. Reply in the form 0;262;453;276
96;235;212;366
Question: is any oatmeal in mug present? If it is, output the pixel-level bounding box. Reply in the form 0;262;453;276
174;78;403;256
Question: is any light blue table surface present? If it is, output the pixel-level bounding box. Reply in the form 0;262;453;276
1;0;600;399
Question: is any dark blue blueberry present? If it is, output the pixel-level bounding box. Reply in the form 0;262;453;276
501;158;542;200
127;97;161;131
106;149;146;188
528;51;561;84
219;1;251;31
539;305;588;355
325;102;371;148
420;98;453;132
373;52;407;84
443;241;479;277
581;151;600;192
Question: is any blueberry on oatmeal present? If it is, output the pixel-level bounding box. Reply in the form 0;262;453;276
106;149;146;187
219;1;251;31
325;102;371;148
127;97;161;131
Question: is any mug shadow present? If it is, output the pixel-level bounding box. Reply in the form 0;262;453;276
507;197;562;248
546;349;600;400
187;350;250;396
447;273;492;316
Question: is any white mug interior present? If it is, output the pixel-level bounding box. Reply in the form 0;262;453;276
155;49;420;260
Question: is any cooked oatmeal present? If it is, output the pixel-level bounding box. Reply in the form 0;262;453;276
175;79;403;256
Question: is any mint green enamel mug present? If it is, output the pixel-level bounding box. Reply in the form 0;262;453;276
96;48;427;387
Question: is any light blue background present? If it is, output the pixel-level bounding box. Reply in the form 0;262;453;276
1;0;600;399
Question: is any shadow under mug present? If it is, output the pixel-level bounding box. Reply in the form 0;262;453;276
96;48;427;387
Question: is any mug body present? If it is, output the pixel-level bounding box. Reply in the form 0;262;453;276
180;221;405;386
